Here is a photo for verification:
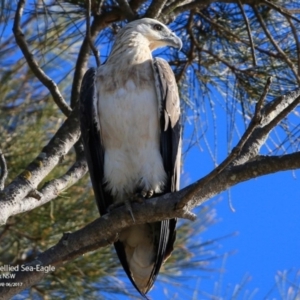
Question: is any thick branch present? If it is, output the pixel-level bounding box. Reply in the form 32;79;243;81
0;152;88;225
0;109;81;225
186;152;300;209
13;0;72;117
1;152;300;299
233;88;300;165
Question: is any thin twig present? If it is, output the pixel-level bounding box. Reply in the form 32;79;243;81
197;10;284;60
262;0;300;24
146;0;169;19
189;28;241;73
86;0;100;67
175;11;195;82
237;0;257;66
13;0;72;117
0;149;8;191
287;17;300;77
162;0;190;17
253;5;300;85
163;0;211;22
177;77;273;209
96;0;104;15
0;223;13;242
253;76;273;123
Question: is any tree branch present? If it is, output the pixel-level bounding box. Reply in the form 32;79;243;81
13;0;72;117
287;17;300;77
177;77;272;209
262;0;300;24
0;151;88;225
0;149;8;191
0;109;81;225
86;0;101;67
237;0;257;66
1;151;300;299
253;5;300;84
197;10;283;60
146;0;169;19
232;88;300;166
163;0;261;23
186;152;300;209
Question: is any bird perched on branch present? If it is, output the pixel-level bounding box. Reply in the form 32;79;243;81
80;18;182;297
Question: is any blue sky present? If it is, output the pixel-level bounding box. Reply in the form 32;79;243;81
184;159;300;299
146;142;300;299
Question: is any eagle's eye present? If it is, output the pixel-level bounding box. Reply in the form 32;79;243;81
153;24;163;31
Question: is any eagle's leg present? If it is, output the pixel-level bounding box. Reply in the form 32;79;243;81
123;195;136;222
122;187;155;222
106;179;155;222
107;194;136;222
121;189;155;222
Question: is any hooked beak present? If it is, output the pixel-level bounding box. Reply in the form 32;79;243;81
165;32;182;50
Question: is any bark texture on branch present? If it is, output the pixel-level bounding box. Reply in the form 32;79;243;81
1;151;300;298
0;109;81;225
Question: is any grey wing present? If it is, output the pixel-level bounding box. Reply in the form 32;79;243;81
154;57;181;194
79;68;113;216
144;57;181;290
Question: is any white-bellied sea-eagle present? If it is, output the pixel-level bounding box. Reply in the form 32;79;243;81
79;18;182;297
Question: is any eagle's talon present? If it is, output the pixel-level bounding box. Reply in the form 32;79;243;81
106;233;119;244
146;190;154;198
107;199;136;222
139;189;154;199
124;197;135;222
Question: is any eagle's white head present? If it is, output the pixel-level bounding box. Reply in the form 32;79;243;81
117;18;182;51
